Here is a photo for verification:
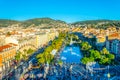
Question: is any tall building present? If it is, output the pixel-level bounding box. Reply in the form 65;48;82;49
36;31;59;48
0;43;16;78
111;39;120;55
36;33;48;48
106;38;120;56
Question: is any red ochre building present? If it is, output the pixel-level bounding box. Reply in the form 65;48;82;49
0;43;16;78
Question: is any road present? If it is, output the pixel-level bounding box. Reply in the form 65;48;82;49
2;47;44;80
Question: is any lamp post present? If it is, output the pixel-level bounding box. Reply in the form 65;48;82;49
107;65;110;80
30;70;34;80
70;64;72;80
31;73;34;80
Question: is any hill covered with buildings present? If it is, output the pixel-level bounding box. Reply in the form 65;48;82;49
72;20;120;29
0;19;20;27
0;18;120;29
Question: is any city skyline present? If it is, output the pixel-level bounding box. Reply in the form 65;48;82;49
1;0;120;79
0;0;120;23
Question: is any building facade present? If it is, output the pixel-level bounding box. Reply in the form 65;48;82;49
106;39;120;55
0;43;16;78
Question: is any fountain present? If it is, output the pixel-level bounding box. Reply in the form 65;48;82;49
60;35;81;63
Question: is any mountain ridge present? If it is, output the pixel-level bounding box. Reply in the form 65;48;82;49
0;18;120;28
0;18;67;28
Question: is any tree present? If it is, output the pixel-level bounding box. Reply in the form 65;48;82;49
81;57;89;64
58;60;63;67
72;34;79;41
15;51;21;61
45;46;53;53
81;42;91;51
106;54;115;60
81;57;94;64
36;32;69;65
80;40;115;65
89;49;101;60
27;48;34;55
101;48;109;55
37;50;54;64
36;53;46;64
99;57;109;65
38;57;45;64
22;54;27;60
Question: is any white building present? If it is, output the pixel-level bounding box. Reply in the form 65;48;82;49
111;39;120;54
106;39;120;55
36;33;48;48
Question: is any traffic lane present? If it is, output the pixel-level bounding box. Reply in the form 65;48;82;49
2;47;45;79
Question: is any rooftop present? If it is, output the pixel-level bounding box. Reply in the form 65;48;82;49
0;44;12;52
0;43;17;52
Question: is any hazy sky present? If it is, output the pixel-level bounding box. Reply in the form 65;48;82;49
0;0;120;23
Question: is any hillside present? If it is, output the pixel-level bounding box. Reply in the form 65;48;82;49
1;18;120;29
72;20;114;24
72;20;120;29
0;18;68;28
0;19;20;27
20;18;67;28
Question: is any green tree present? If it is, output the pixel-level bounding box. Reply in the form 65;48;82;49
36;53;46;64
38;57;46;64
81;57;89;64
22;54;27;60
89;49;101;60
58;60;63;67
27;48;34;55
106;53;115;60
81;42;91;51
45;46;53;53
99;57;109;65
23;49;27;56
36;32;67;65
15;51;21;61
81;57;94;64
101;48;109;55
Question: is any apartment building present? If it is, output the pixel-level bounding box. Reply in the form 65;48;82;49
111;39;120;55
36;31;59;48
0;43;16;76
106;39;120;56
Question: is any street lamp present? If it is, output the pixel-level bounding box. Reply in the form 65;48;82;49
31;73;34;80
30;71;34;80
107;65;110;80
107;73;110;79
70;64;72;80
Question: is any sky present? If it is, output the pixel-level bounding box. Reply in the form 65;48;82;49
0;0;120;23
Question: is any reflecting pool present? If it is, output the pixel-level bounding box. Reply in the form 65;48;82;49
60;46;82;63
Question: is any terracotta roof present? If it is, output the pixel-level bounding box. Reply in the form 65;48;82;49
0;45;12;52
0;43;17;52
109;33;119;37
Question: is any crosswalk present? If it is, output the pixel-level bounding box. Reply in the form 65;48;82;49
71;64;92;80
